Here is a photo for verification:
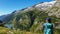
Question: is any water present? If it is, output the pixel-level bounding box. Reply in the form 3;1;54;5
4;24;13;29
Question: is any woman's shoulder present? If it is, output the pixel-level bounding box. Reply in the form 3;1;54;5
43;23;47;25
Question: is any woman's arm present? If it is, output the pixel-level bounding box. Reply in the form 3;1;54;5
42;24;45;32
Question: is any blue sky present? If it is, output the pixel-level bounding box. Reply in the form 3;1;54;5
0;0;53;16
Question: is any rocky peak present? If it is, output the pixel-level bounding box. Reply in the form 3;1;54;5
48;0;60;18
35;1;56;11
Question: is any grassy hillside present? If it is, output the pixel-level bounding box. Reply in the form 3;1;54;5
2;8;60;34
1;1;60;34
0;27;60;34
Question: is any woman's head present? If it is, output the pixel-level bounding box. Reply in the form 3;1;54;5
46;18;51;23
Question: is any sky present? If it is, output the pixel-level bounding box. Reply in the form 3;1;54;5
0;0;53;16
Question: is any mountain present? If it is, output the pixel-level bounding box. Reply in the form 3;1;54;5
1;0;60;33
0;15;7;21
2;1;57;21
0;10;17;22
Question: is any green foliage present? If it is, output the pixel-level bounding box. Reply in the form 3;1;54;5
11;9;60;30
2;8;60;34
0;27;60;34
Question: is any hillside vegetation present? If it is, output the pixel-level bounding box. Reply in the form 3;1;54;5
2;8;60;34
0;0;60;34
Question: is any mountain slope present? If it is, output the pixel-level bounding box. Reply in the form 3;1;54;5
1;0;60;33
2;1;56;22
0;15;7;21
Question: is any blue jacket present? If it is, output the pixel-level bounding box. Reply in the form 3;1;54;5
43;23;53;34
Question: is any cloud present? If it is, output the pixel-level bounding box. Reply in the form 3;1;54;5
0;12;7;16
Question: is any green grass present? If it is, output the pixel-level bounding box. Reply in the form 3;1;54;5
0;26;60;34
2;8;60;34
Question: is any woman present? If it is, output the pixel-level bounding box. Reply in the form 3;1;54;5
43;18;53;34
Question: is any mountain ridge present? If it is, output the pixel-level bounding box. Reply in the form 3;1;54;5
0;0;60;30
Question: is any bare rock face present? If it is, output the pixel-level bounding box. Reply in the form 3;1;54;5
55;0;60;1
35;1;56;11
55;0;60;7
47;0;60;18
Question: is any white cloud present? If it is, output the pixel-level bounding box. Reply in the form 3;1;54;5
0;12;8;16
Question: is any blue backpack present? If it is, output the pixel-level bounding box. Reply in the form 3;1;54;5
43;23;53;34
